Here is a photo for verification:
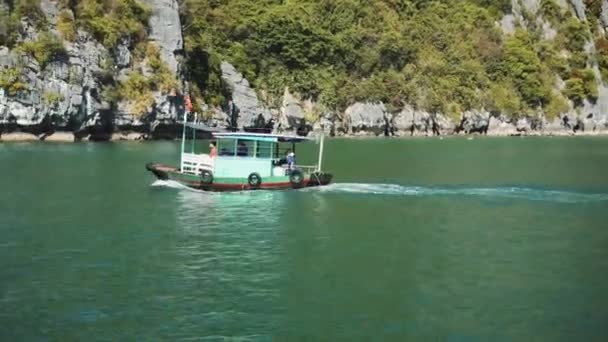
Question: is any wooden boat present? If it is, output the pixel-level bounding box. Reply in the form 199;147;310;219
146;122;333;192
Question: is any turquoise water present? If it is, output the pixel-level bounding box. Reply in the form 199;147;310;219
1;137;608;340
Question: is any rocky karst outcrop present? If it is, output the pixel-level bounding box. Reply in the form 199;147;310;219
276;87;305;133
147;0;182;75
220;61;272;131
3;0;608;141
343;102;389;136
601;1;608;32
0;31;107;138
0;0;186;141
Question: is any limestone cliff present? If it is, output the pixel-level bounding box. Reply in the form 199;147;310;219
0;0;185;141
3;0;608;141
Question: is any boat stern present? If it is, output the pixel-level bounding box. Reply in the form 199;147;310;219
308;171;333;187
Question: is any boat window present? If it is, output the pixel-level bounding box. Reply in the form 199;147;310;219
236;139;254;157
217;139;236;156
256;141;273;159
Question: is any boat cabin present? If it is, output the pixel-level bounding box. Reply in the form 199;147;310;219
179;124;320;179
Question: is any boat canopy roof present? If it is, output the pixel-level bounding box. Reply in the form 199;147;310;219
185;122;229;132
212;132;313;143
183;122;313;142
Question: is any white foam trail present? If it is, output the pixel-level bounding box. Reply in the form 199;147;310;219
151;180;608;203
151;180;277;196
307;183;608;203
151;180;211;194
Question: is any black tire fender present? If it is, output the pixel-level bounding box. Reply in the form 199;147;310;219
248;172;262;188
289;169;304;188
200;169;214;185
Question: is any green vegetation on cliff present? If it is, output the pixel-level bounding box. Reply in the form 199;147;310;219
180;0;606;119
57;0;151;48
43;91;65;106
105;42;179;117
0;0;47;47
2;0;608;121
16;32;66;68
0;67;27;95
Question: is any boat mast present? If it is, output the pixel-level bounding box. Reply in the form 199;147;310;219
181;96;191;173
179;52;189;174
317;134;324;172
180;111;186;173
191;112;196;153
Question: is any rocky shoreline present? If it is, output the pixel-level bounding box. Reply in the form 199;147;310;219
2;125;608;143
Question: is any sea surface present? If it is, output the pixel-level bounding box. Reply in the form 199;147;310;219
1;137;608;341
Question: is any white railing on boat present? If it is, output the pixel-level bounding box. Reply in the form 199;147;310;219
181;153;214;175
295;165;318;174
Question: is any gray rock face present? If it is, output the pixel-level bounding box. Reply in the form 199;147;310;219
459;111;490;134
570;0;587;20
516;117;532;132
39;0;58;24
390;106;434;136
204;106;232;129
510;0;523;22
344;102;388;135
311;115;333;136
487;116;517;136
0;29;116;133
115;40;132;68
145;0;183;74
507;0;543;35
567;102;608;133
561;68;608;133
542;117;572;135
1;0;184;139
220;61;271;129
390;106;415;135
521;0;540;14
501;14;516;35
542;20;557;40
433;114;457;135
0;48;69;127
601;1;608;31
277;87;304;132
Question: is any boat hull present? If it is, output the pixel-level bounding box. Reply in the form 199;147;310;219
146;163;333;192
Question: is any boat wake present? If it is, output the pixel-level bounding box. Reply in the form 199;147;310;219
151;180;211;194
151;180;608;203
306;183;608;203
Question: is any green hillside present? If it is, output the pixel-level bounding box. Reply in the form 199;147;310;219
180;0;606;119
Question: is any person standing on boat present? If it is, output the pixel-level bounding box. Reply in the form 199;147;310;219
209;142;217;158
286;149;295;171
237;141;248;156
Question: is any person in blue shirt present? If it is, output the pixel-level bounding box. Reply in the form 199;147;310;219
286;149;295;171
